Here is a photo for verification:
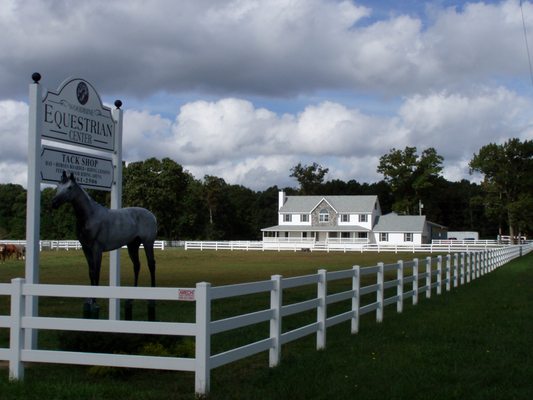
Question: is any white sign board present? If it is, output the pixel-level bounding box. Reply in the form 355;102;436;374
42;78;115;152
41;145;114;190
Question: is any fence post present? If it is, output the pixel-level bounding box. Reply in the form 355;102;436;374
413;258;419;305
453;253;459;288
9;278;25;380
466;253;471;283
195;282;211;396
446;254;451;292
425;257;431;299
317;269;327;350
270;275;283;367
460;253;465;285
397;260;404;313
351;266;360;334
436;255;442;295
377;262;384;322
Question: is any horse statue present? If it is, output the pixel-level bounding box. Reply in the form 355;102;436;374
52;171;157;318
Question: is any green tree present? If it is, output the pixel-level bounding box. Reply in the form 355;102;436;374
0;183;26;239
470;138;533;242
123;157;193;239
377;147;443;215
290;162;329;195
203;175;231;240
41;187;76;239
252;185;280;236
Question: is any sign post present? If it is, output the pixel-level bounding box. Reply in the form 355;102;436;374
25;73;43;349
109;101;123;320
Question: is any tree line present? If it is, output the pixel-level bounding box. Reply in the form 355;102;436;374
0;138;531;241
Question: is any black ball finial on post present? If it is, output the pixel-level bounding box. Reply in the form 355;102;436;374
114;100;122;109
31;72;41;83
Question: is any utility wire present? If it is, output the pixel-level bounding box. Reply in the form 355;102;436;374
520;0;533;87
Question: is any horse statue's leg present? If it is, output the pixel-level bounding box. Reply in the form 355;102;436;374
124;239;141;320
143;241;157;288
81;244;102;319
127;238;142;286
143;240;157;321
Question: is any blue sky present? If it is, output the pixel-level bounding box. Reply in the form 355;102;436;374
1;0;533;190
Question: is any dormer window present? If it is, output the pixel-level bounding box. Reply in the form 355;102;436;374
319;208;329;222
283;214;292;222
340;214;349;222
301;214;309;222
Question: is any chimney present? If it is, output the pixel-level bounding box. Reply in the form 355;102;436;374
279;190;287;210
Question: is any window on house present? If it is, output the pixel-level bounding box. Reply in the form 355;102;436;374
404;233;413;242
283;214;292;222
358;232;368;238
341;232;350;238
359;214;368;222
319;208;329;222
301;214;309;222
379;232;389;242
341;214;349;222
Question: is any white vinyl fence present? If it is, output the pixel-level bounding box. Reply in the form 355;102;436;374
0;245;530;395
184;240;507;253
0;240;166;251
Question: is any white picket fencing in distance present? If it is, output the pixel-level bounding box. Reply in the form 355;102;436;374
184;240;507;253
0;240;166;251
0;244;531;395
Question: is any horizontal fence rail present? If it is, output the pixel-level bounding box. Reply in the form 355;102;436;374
0;244;531;396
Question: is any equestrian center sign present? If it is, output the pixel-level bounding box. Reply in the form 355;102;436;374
25;73;125;339
36;77;117;191
42;78;115;152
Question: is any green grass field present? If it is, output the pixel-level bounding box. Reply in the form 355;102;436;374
1;249;532;399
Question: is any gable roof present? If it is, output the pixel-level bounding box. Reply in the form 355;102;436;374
280;195;378;214
373;213;426;233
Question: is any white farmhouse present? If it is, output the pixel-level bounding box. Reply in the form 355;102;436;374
261;191;446;250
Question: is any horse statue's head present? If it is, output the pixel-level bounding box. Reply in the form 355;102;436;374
52;171;78;209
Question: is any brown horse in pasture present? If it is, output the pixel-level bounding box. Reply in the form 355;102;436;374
1;244;24;261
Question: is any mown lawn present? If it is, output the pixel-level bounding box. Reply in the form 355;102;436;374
0;249;531;399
